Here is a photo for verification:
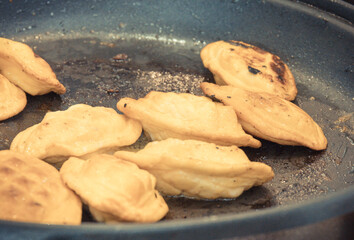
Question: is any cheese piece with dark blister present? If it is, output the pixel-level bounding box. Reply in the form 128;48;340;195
200;40;297;101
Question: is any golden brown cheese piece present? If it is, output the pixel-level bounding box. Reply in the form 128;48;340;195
200;40;297;101
0;74;27;121
117;91;261;148
115;138;274;199
200;82;327;150
0;150;82;225
10;104;142;164
60;154;168;223
0;37;65;95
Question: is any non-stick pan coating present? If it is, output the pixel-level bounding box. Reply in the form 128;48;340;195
0;0;353;239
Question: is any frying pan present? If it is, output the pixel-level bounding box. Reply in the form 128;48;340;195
0;0;353;239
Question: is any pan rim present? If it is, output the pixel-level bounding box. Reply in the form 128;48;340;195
1;185;353;238
0;0;353;238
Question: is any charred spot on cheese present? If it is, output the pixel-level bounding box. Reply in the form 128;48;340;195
206;94;222;103
0;166;14;174
252;46;267;54
30;201;42;207
227;40;251;49
270;55;287;84
124;103;127;108
248;66;261;75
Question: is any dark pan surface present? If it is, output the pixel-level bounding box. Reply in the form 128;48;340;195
0;0;353;239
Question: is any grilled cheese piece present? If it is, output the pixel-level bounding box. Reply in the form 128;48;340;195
117;91;261;148
60;154;168;223
0;37;65;95
0;150;82;225
115;138;274;199
200;40;297;100
200;82;327;150
0;74;26;121
10;104;142;163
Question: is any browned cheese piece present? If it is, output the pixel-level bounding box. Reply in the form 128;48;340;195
200;40;297;100
60;154;168;223
0;150;82;225
117;91;261;148
115;138;274;199
200;82;327;150
10;104;142;164
0;74;27;121
0;37;65;95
